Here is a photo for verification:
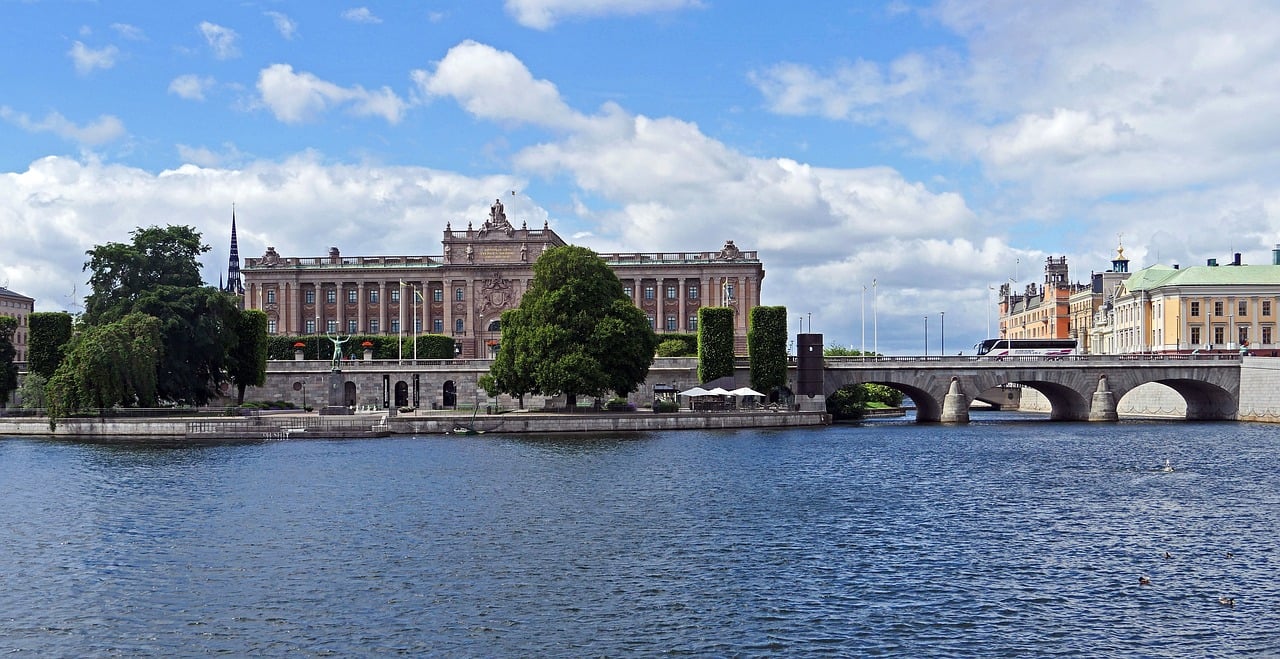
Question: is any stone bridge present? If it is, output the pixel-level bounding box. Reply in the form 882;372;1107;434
821;355;1242;423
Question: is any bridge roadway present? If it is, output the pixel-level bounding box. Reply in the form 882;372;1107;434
820;354;1242;423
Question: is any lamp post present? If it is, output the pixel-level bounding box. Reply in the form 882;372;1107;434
924;315;929;356
861;284;866;356
872;278;878;355
987;285;994;339
807;311;812;335
940;310;945;355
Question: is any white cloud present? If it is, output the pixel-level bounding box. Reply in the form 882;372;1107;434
0;107;126;146
750;1;1280;202
412;40;584;130
983;108;1140;167
416;41;1010;351
257;63;408;124
110;23;146;41
341;7;383;24
264;11;298;40
0;154;522;314
168;74;216;101
176;143;246;168
504;0;703;30
67;41;119;75
199;21;240;60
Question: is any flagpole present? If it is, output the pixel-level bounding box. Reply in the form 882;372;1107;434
398;280;405;364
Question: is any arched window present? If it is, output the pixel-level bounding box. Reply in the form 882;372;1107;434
488;319;501;332
455;318;465;333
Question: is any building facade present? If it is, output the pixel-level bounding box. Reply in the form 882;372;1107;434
997;246;1131;354
1096;249;1280;355
997;256;1091;342
0;286;34;363
240;199;765;356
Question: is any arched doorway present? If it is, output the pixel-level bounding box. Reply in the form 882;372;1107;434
395;381;409;408
344;381;357;407
443;380;456;408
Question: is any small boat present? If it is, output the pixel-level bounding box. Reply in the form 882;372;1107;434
1161;459;1174;473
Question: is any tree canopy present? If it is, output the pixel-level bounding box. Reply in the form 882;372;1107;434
83;225;207;324
486;245;658;408
46;312;163;422
71;224;266;407
28;311;73;379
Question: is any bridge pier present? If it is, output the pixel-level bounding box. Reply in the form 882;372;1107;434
1088;374;1118;422
940;376;969;424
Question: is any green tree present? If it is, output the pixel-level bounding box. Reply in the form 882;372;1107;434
46;313;163;425
83;225;208;324
697;306;735;383
28;312;74;379
481;307;535;408
490;245;658;408
227;309;269;405
18;372;47;409
826;384;868;420
748;306;788;394
129;286;239;405
0;317;17;407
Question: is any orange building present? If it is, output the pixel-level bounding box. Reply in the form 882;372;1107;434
998;256;1091;342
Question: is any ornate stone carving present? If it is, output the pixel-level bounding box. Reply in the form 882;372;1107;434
261;246;281;267
478;198;515;237
478;271;515;313
716;240;742;261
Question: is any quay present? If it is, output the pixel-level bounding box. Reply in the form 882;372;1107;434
0;409;831;440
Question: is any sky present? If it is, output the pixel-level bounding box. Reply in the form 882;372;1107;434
5;1;1280;355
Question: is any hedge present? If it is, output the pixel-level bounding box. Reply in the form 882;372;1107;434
697;307;735;383
748;306;788;394
266;333;459;361
28;312;73;379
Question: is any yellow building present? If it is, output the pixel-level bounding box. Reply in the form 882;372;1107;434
0;286;34;363
239;199;765;356
1097;250;1280;355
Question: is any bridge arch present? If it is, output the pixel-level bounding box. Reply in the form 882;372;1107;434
819;356;1241;423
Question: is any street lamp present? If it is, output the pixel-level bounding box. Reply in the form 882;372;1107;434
872;278;878;355
807;311;812;335
940;310;945;355
924;315;929;356
860;284;866;356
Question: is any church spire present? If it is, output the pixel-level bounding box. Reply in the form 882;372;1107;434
224;204;244;295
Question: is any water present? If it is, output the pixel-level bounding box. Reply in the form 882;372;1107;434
2;415;1278;656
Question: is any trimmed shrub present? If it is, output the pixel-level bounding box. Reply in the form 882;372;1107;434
698;307;735;383
748;306;788;394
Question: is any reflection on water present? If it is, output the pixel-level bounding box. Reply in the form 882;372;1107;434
2;418;1278;656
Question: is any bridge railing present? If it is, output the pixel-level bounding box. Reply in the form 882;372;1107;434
823;353;1242;364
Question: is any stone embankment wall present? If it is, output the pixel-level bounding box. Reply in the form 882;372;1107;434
1238;356;1280;422
0;411;828;438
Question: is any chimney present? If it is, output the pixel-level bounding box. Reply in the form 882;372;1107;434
1208;258;1218;266
1273;244;1280;265
1233;252;1242;266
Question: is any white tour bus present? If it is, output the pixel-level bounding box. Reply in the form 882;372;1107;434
974;338;1078;358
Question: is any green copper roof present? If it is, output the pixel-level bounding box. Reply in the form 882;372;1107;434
1123;263;1280;291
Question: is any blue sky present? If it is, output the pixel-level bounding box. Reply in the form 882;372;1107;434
5;1;1280;354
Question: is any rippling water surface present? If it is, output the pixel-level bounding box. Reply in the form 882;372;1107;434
2;415;1278;656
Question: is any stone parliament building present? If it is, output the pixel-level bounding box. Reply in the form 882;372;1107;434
240;199;765;357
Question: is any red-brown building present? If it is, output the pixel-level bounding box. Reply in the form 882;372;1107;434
240;199;765;356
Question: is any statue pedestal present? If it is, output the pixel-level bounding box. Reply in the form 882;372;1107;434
319;369;352;415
